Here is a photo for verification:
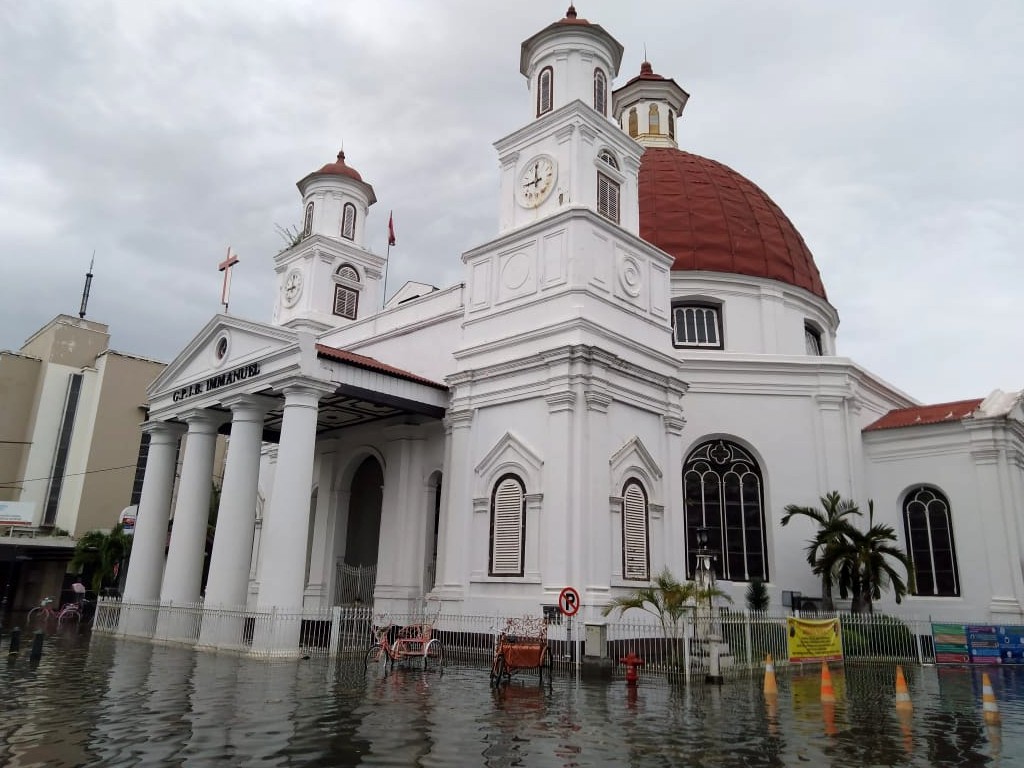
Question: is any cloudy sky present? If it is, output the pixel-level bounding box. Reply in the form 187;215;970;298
1;1;1020;404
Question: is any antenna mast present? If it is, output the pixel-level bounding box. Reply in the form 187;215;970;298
79;251;95;319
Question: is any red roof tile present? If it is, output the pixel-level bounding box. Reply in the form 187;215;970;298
638;147;828;300
863;398;983;432
315;344;447;390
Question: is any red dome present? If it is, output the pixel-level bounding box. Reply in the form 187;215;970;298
639;147;827;300
314;150;364;182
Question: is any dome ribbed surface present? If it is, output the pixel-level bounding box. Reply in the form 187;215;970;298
639;147;827;300
314;151;364;182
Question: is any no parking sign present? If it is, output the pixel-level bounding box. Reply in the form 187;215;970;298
558;586;580;617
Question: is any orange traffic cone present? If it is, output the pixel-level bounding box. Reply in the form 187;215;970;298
982;672;1001;726
895;665;913;712
820;662;836;704
764;654;778;697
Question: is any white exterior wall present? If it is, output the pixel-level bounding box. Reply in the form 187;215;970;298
524;32;619;119
496;104;642;236
300;177;371;245
670;272;838;355
864;423;1024;621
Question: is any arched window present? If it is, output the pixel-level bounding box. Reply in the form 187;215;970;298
490;474;526;576
302;202;314;237
598;149;619;170
593;68;607;115
597;172;620;223
341;203;356;240
648;104;661;135
622;480;650;580
333;263;360;320
903;487;960;597
537;66;553;117
336;264;359;282
628;107;638;137
668;110;675;140
683;440;768;582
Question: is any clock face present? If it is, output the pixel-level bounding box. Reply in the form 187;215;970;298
516;155;557;209
282;269;303;307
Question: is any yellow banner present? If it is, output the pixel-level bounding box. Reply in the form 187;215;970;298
787;617;843;663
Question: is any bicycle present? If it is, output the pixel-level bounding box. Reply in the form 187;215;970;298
56;599;91;628
27;597;87;628
27;597;60;626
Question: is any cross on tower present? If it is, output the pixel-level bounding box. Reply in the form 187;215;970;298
219;246;240;313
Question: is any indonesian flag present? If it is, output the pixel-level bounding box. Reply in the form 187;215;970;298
388;211;396;247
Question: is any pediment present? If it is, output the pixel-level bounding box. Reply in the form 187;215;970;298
609;435;662;491
475;431;543;486
149;314;299;396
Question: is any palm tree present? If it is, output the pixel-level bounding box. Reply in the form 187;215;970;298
816;501;913;613
602;567;732;667
70;524;132;594
780;491;861;611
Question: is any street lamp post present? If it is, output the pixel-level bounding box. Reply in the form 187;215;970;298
695;526;724;684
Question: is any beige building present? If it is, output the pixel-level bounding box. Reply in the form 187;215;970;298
1;314;165;611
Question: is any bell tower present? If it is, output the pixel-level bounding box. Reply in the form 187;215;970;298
272;151;386;331
494;5;642;236
612;60;690;149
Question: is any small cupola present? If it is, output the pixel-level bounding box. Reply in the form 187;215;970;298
296;150;377;247
612;60;690;148
519;5;624;120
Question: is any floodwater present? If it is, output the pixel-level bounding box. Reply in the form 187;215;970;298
1;629;1022;767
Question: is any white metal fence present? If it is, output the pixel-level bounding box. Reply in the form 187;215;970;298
91;599;941;677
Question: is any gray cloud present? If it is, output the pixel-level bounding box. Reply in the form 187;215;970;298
1;1;1021;403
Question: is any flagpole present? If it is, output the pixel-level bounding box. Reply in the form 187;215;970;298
383;239;390;309
383;210;394;309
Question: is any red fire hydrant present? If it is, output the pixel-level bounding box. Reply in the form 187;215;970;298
620;651;646;686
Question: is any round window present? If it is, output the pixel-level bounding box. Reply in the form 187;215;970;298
215;336;228;361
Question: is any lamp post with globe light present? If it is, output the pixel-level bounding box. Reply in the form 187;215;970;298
694;526;724;683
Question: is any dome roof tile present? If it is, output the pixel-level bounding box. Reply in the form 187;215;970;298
639;147;827;300
315;150;364;181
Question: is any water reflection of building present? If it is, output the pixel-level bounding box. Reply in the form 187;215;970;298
120;5;1024;652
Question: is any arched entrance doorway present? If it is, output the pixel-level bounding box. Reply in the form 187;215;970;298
335;456;383;604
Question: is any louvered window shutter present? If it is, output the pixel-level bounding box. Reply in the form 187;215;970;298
622;482;649;580
334;285;358;319
597;173;620;223
341;204;356;240
490;477;525;576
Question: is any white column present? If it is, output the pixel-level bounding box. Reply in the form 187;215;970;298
161;409;226;604
435;408;473;603
662;413;686;576
305;441;340;608
374;424;427;613
204;396;273;608
123;422;185;601
257;382;330;611
542;390;575;594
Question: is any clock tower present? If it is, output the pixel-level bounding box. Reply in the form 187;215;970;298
495;5;642;235
272;151;385;331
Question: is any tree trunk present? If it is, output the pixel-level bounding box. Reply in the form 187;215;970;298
821;577;835;611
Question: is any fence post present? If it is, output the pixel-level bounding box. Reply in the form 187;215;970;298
329;606;342;657
684;615;691;681
744;612;753;665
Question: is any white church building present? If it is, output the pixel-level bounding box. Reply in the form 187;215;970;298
123;6;1024;644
